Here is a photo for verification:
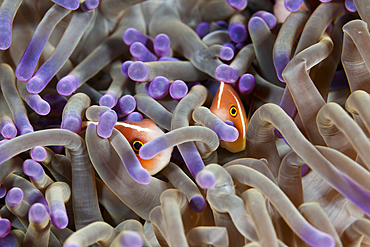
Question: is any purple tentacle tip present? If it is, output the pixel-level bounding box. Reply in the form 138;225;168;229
16;65;31;82
121;60;133;77
196;171;216;189
128;61;150;82
23;159;44;180
226;0;247;10
237;73;255;94
345;0;356;12
215;123;239;142
252;11;277;30
121;112;143;122
139;144;154;160
116;95;136;117
123;28;151;46
274;52;290;82
154;33;171;57
1;121;17;139
5;187;23;207
305;231;335;247
0;15;12;50
97;110;118;138
0;232;16;246
169;80;188;100
64;242;82;247
229;22;247;43
27;95;51;116
120;231;144;247
148;76;170;99
27;76;44;94
0;184;6;198
52;0;80;10
30;146;47;162
284;0;304;12
51;210;69;229
130;42;157;62
61;114;82;133
220;47;234;61
81;0;99;12
215;64;239;83
248;16;270;34
189;195;207;213
123;28;137;45
99;93;118;108
57;75;79;96
29;203;48;224
130;165;151;185
196;22;210;39
0;219;11;238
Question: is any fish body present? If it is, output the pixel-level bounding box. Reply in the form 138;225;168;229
114;119;172;174
210;81;248;153
83;119;172;174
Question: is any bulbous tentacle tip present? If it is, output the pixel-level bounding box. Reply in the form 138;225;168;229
190;195;207;212
170;80;188;100
27;76;44;94
0;35;11;51
97;110;118;138
196;170;216;189
57;75;79;96
51;210;69;229
227;0;247;10
0;184;6;198
29;203;48;224
128;61;150;82
120;231;144;247
99;94;117;108
130;167;152;185
220;46;234;61
229;22;248;43
81;0;99;12
284;0;304;12
5;187;23;207
0;219;11;238
345;0;356;12
52;0;80;10
64;242;82;247
1;123;17;139
238;73;255;94
215;64;239;83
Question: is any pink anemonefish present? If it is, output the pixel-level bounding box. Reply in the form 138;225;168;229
83;119;172;175
210;81;248;153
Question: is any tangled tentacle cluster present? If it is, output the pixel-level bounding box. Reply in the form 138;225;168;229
0;0;369;246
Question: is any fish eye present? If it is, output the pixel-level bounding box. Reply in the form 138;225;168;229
132;140;143;153
229;106;238;117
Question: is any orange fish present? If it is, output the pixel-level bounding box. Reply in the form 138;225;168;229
83;119;172;174
210;81;248;153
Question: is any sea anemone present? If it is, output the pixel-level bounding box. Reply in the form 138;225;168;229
0;0;369;246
